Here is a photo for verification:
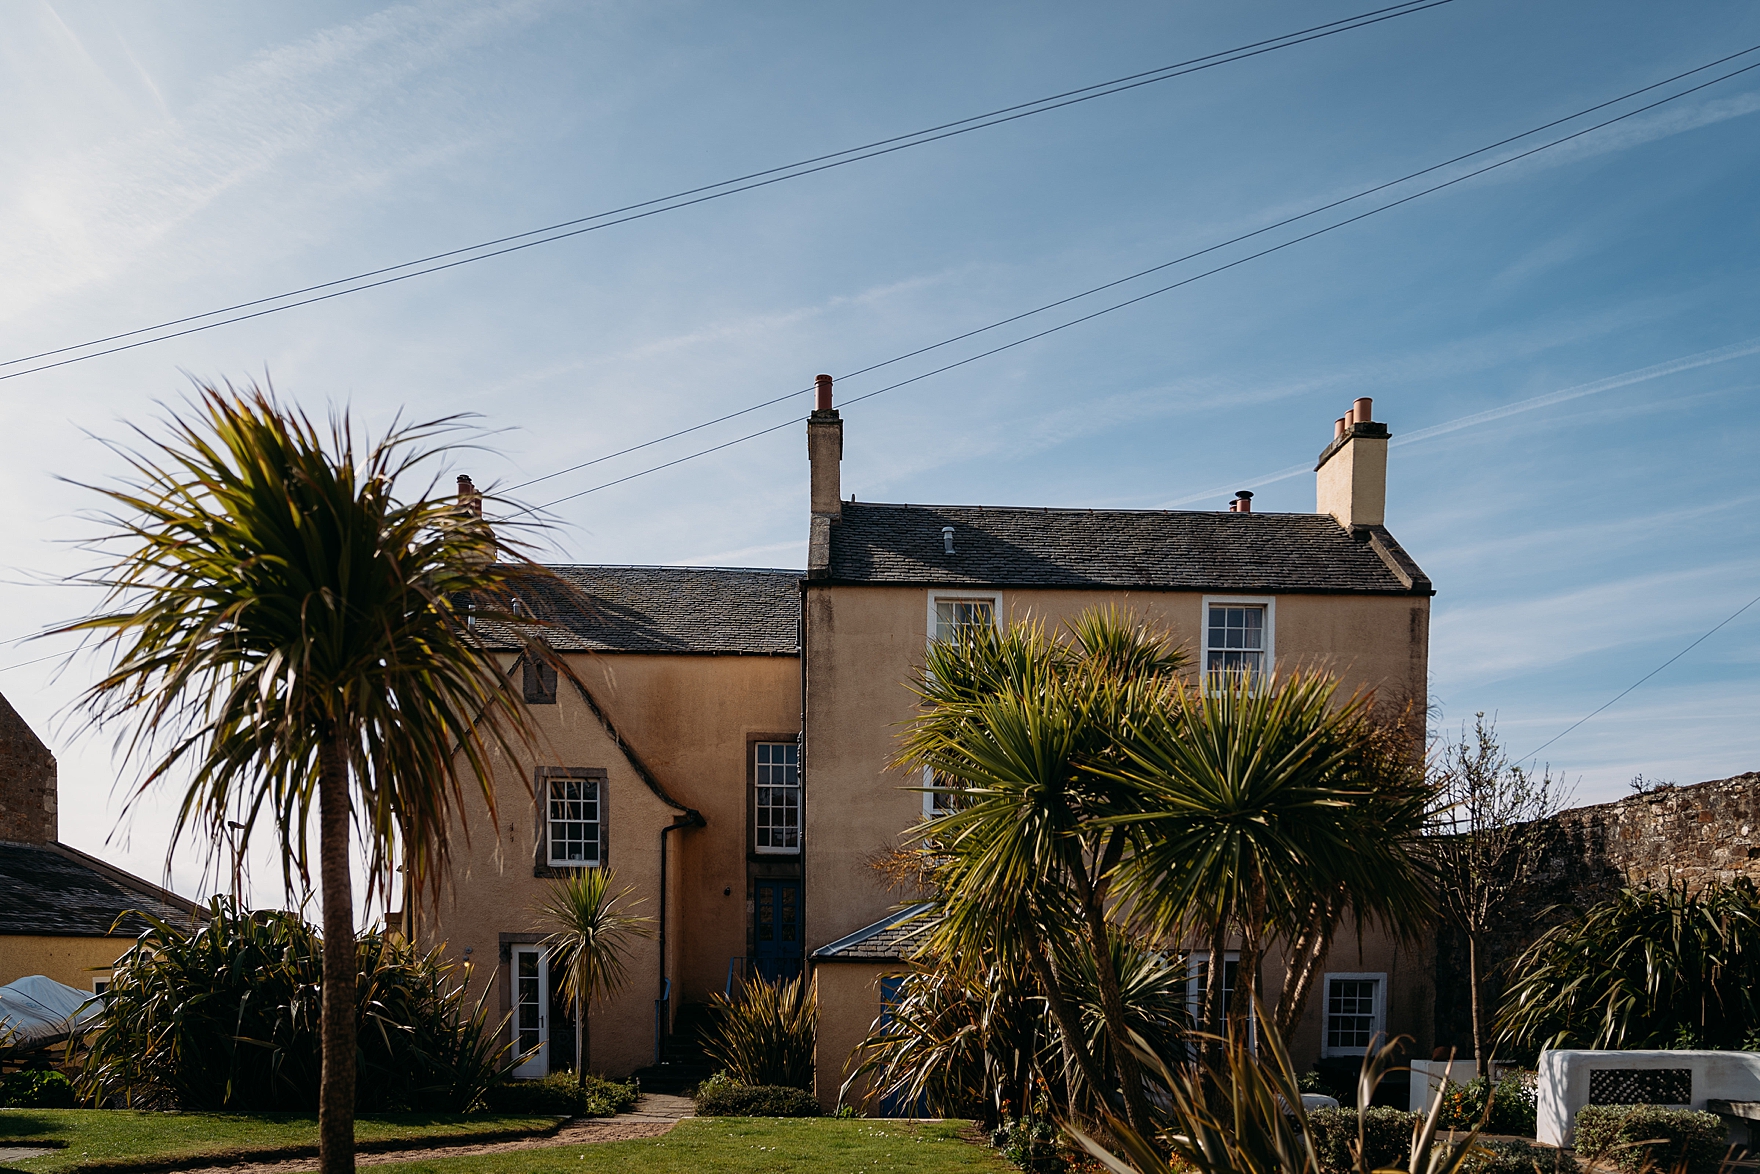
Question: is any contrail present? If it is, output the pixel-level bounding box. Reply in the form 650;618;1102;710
1156;336;1760;508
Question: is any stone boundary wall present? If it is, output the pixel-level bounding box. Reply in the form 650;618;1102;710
1432;771;1760;1057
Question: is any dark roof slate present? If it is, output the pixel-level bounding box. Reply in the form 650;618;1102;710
824;502;1431;595
479;566;801;655
810;903;934;962
0;841;201;937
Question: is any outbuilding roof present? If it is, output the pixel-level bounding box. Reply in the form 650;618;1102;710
810;903;934;963
481;565;801;655
0;841;203;938
823;502;1432;595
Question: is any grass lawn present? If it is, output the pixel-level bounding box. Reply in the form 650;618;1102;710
0;1109;559;1173
363;1118;1013;1174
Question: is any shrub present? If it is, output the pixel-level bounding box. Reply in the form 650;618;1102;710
479;1071;637;1116
76;898;509;1111
0;1069;76;1108
1437;1073;1539;1136
1573;1105;1727;1174
1309;1106;1420;1174
992;1102;1066;1174
704;973;815;1089
694;1080;821;1117
1461;1140;1578;1174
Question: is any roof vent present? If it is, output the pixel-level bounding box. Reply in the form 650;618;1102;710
1228;490;1254;513
942;525;955;554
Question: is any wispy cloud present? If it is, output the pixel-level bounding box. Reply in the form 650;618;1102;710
0;0;545;321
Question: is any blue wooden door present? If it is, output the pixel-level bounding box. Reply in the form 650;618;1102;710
753;880;802;982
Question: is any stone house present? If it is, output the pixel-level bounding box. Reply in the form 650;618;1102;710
421;378;1439;1105
0;693;202;992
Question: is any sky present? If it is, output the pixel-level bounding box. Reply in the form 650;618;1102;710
1;0;1757;911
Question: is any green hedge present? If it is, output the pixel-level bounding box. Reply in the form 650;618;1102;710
479;1072;638;1117
1574;1105;1727;1174
1462;1139;1578;1174
0;1069;76;1108
694;1082;821;1118
1308;1106;1419;1174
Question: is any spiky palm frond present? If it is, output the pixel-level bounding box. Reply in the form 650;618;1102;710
705;973;816;1090
58;383;567;895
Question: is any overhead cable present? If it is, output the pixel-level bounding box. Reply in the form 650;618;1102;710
505;42;1760;495
513;49;1760;512
0;0;1457;383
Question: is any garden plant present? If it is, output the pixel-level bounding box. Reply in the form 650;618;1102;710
58;385;573;1171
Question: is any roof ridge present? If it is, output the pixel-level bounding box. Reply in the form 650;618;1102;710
846;500;1320;518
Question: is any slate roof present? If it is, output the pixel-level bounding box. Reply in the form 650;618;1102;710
823;502;1432;595
810;903;935;962
478;566;801;655
0;841;203;937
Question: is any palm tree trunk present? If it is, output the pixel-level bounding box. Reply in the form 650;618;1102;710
1275;891;1341;1038
318;733;357;1174
1067;842;1154;1138
1205;912;1230;1066
1020;920;1108;1110
576;990;586;1084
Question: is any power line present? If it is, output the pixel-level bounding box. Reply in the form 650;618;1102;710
1522;591;1760;763
505;43;1760;497
515;50;1760;513
0;1;1458;384
0;650;64;674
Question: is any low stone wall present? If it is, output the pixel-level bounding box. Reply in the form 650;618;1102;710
1432;772;1760;1057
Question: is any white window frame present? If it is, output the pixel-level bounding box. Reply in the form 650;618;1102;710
543;770;603;869
511;945;549;1078
927;590;1003;646
922;766;957;819
1200;595;1276;686
1186;950;1242;1022
1321;971;1386;1057
924;591;1003;817
754;741;801;855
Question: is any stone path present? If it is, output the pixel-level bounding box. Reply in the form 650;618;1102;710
164;1095;697;1173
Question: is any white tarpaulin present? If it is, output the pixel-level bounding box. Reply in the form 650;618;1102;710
0;975;102;1051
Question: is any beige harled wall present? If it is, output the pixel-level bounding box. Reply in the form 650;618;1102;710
419;648;798;1078
803;584;1429;953
813;961;892;1113
0;935;128;990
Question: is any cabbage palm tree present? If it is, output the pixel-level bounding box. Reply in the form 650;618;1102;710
1105;670;1435;1059
533;867;651;1082
59;384;564;1173
901;608;1184;1138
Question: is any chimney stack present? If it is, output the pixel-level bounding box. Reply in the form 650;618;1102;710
457;474;482;518
1315;398;1389;529
807;374;843;578
1228;490;1254;513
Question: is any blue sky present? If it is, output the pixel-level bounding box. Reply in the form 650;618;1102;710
2;0;1756;907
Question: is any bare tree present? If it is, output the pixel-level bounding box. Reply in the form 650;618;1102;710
1428;713;1569;1072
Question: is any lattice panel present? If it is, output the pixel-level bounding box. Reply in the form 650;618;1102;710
1588;1068;1692;1105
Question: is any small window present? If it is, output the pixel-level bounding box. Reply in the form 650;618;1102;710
922;766;958;818
523;658;558;704
1324;973;1384;1056
1188;952;1240;1023
92;978;111;996
1204;601;1271;680
933;597;996;643
546;775;601;867
754;742;800;854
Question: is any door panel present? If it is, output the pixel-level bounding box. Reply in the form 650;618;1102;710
512;946;548;1078
753;880;802;983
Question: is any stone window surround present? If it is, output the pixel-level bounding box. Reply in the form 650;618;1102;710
532;766;607;878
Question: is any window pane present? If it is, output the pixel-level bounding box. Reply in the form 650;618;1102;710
547;777;600;865
1326;978;1378;1050
934;598;995;642
754;742;801;853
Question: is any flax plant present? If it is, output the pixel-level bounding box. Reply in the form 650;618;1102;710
1497;877;1760;1053
706;972;817;1089
534;868;651;1082
57;384;569;1173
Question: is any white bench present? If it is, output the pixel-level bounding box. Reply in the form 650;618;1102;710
1537;1049;1760;1146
